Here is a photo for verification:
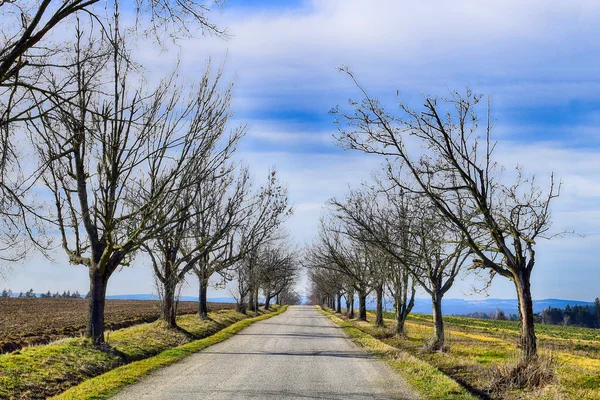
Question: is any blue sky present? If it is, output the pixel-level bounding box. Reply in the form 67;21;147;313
4;0;600;302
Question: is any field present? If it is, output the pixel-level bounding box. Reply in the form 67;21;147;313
0;306;284;399
0;298;234;353
325;309;600;400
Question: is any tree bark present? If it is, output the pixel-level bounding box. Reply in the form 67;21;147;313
358;289;367;321
375;284;384;327
336;292;342;313
349;294;355;319
515;270;537;360
198;276;209;320
254;286;259;312
430;293;445;351
87;268;108;344
345;295;350;316
248;285;255;313
394;290;415;336
395;298;406;336
236;301;246;313
264;292;272;310
161;278;178;328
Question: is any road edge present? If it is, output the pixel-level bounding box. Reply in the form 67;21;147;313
317;306;477;400
51;305;288;400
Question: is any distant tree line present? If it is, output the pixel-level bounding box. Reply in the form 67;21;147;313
1;289;83;298
459;300;600;329
462;310;519;321
540;299;600;328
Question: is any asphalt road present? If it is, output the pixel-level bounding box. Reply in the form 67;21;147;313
111;305;420;400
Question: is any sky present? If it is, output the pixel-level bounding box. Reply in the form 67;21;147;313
4;0;600;302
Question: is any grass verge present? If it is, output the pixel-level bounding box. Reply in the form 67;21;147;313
0;306;286;400
328;309;600;399
318;307;476;400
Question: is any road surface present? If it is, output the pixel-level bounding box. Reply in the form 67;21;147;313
111;305;419;400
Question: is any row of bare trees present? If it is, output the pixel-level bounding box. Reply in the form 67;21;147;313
1;1;298;345
309;71;561;362
231;239;299;313
307;184;467;351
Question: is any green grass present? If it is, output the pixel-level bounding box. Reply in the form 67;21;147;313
318;307;477;400
340;309;600;400
52;306;287;400
0;306;286;400
400;312;600;342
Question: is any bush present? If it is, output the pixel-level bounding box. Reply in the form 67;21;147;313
487;355;556;395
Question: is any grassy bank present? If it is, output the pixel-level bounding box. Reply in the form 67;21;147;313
0;298;235;354
318;307;476;400
1;305;286;400
322;307;600;400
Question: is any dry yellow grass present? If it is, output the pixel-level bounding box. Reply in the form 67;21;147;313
334;310;600;400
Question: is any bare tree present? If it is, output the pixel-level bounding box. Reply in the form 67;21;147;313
328;172;470;345
0;0;226;273
190;168;290;318
29;17;234;342
387;260;415;336
188;168;253;320
379;187;416;337
1;0;224;85
278;287;301;305
333;72;560;360
326;185;406;327
142;131;245;327
1;0;226;171
409;204;470;351
342;276;356;318
258;245;298;310
307;264;345;312
216;172;291;314
306;216;380;321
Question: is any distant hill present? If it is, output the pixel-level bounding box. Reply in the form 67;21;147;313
105;294;236;303
5;292;594;314
367;297;596;315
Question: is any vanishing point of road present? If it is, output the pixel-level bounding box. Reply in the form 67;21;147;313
111;305;420;400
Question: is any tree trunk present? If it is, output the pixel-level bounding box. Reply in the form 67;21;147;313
161;278;178;328
264;292;272;310
349;294;355;319
515;270;537;360
395;296;406;336
345;295;350;316
394;289;415;337
336;292;342;313
87;268;108;344
430;294;444;351
248;286;255;313
375;284;384;327
358;289;367;321
254;286;259;312
198;276;209;320
394;274;415;337
236;301;246;313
